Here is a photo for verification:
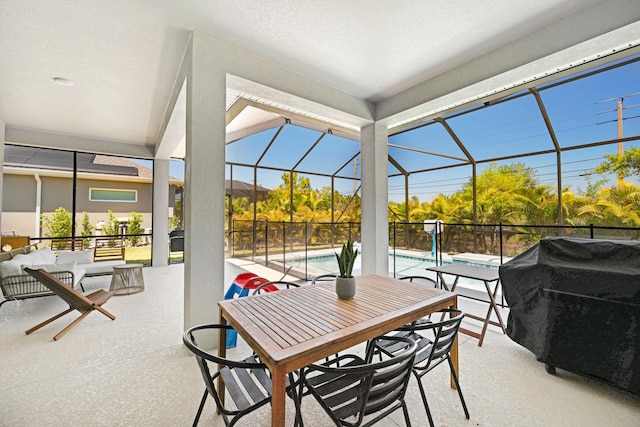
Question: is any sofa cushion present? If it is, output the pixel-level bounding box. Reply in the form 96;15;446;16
84;260;126;276
57;250;93;265
37;246;57;264
10;253;34;266
24;261;77;274
21;261;83;287
0;260;23;278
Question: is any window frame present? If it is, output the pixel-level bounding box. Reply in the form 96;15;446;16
89;187;138;203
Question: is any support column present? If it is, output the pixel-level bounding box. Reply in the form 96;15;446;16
183;34;227;340
360;123;388;275
152;158;169;267
0;121;4;229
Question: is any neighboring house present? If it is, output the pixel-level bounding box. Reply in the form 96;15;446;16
1;145;184;239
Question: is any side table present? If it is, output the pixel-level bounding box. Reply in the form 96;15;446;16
110;264;145;295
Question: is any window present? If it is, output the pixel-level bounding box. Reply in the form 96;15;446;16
90;188;137;202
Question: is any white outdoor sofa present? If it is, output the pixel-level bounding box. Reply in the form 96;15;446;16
0;240;126;308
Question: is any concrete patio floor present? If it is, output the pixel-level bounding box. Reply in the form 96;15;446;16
0;262;638;426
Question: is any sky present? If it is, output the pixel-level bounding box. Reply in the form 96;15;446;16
136;53;640;204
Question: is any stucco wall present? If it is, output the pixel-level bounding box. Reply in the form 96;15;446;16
1;173;160;237
75;178;151;214
3;175;37;211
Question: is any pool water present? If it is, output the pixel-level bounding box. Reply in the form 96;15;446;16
282;251;501;298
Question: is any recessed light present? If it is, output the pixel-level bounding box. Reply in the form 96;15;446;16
53;77;74;86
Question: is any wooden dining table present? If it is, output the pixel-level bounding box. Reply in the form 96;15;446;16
218;273;458;427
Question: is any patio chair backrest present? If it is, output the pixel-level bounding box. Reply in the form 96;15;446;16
310;273;338;284
251;280;300;295
399;275;437;288
182;323;300;426
302;335;417;426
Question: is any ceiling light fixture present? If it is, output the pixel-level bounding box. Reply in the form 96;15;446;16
53;77;74;86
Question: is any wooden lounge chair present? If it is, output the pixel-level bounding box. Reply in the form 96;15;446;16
23;267;116;341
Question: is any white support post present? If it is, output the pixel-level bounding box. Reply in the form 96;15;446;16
360;123;389;275
183;34;227;346
152;158;170;266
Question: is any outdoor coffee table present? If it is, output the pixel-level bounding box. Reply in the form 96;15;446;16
109;264;145;295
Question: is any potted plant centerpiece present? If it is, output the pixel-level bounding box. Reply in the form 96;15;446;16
335;240;358;299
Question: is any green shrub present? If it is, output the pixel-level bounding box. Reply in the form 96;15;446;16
41;207;72;249
80;211;94;249
128;212;144;246
102;210;119;237
169;215;180;232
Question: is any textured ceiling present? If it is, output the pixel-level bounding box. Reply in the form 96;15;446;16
0;0;638;159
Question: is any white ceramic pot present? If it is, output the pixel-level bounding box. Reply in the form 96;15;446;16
335;276;356;299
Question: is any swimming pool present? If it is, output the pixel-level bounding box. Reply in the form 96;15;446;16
283;251;501;298
286;252;437;276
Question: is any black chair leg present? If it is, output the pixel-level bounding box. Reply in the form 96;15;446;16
287;377;304;427
414;373;436;427
401;402;412;427
448;357;470;419
193;389;208;427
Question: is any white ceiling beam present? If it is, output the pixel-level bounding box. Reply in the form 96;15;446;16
5;126;154;159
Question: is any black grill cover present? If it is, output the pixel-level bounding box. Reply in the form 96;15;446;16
499;238;640;393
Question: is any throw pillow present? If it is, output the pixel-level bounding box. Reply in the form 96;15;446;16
10;254;33;266
0;260;23;278
57;250;93;265
37;246;57;264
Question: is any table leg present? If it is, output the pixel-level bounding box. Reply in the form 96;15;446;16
450;296;459;390
270;366;286;427
437;272;459;292
442;273;483;342
477;279;507;346
489;280;507;333
217;312;227;413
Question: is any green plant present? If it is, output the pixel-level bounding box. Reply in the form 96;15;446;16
335;240;358;278
128;212;144;246
41;207;72;249
102;210;120;236
80;211;94;249
168;215;180;232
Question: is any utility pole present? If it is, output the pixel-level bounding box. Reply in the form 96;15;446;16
596;92;640;182
353;157;357;195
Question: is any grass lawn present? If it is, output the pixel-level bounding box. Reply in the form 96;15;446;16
125;245;183;264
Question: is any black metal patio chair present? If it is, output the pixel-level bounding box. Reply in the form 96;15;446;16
310;273;339;284
399;275;439;327
374;308;469;427
298;335;418;427
250;280;301;295
399;275;437;287
183;323;301;427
